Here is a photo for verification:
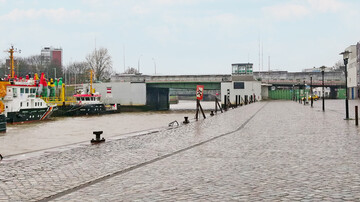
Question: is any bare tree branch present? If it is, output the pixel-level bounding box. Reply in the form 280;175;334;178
86;48;113;81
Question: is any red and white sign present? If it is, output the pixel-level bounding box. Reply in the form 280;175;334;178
196;85;204;100
107;87;112;94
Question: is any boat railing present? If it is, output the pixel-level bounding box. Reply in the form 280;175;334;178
42;97;77;105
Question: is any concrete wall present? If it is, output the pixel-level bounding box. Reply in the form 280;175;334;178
93;82;146;105
346;45;357;88
221;81;262;105
346;45;358;99
261;85;269;100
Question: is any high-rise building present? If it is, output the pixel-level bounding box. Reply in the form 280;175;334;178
40;47;62;66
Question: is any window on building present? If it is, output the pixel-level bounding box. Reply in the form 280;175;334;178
234;82;245;89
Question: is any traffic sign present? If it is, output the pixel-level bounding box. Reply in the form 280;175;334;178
196;85;204;100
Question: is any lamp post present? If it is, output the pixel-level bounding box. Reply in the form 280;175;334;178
137;54;142;74
303;80;306;105
298;82;301;103
320;66;326;111
292;84;295;101
340;50;351;120
310;75;313;107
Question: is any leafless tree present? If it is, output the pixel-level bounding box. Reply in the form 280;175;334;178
86;48;113;81
66;61;90;84
123;67;139;74
333;60;344;70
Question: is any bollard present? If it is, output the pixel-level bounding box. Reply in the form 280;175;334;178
183;116;189;124
91;131;105;144
210;111;214;116
356;106;358;126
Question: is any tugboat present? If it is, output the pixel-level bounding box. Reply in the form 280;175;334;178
50;70;119;116
0;46;55;124
1;78;55;123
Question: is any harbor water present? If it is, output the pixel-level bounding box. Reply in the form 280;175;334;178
0;100;216;156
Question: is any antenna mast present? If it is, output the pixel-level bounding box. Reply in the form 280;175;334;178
5;46;21;79
90;69;93;94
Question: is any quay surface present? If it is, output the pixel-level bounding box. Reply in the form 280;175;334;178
1;100;360;201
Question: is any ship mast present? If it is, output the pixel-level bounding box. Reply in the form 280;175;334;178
6;46;20;79
90;69;93;94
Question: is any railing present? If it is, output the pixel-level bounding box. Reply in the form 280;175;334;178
42;97;77;105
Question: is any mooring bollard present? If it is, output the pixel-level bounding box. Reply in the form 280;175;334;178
356;106;358;126
210;111;214;116
91;131;105;144
183;116;189;124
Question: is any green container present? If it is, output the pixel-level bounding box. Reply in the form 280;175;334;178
269;89;292;100
337;88;346;99
269;89;312;100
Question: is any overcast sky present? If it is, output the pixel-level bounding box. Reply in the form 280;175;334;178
0;0;359;75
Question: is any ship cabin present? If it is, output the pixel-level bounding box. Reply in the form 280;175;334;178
73;93;102;105
3;83;48;115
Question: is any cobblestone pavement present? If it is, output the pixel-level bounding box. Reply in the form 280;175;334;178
1;100;360;201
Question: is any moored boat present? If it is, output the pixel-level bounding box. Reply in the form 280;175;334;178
0;79;55;123
0;46;55;124
49;70;120;117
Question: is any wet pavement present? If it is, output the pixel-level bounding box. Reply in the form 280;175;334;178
1;100;360;201
0;100;215;156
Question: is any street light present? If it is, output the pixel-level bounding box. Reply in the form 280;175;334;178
292;84;295;101
152;58;156;75
138;54;142;74
340;50;351;120
303;80;306;105
298;82;301;103
320;66;326;111
310;74;313;107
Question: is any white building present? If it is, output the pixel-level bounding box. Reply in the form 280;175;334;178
345;44;359;99
221;63;262;105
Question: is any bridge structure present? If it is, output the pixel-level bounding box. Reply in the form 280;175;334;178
99;72;346;111
111;74;231;90
253;71;345;88
112;71;345;89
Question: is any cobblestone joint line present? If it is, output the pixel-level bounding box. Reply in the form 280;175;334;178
38;103;268;202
